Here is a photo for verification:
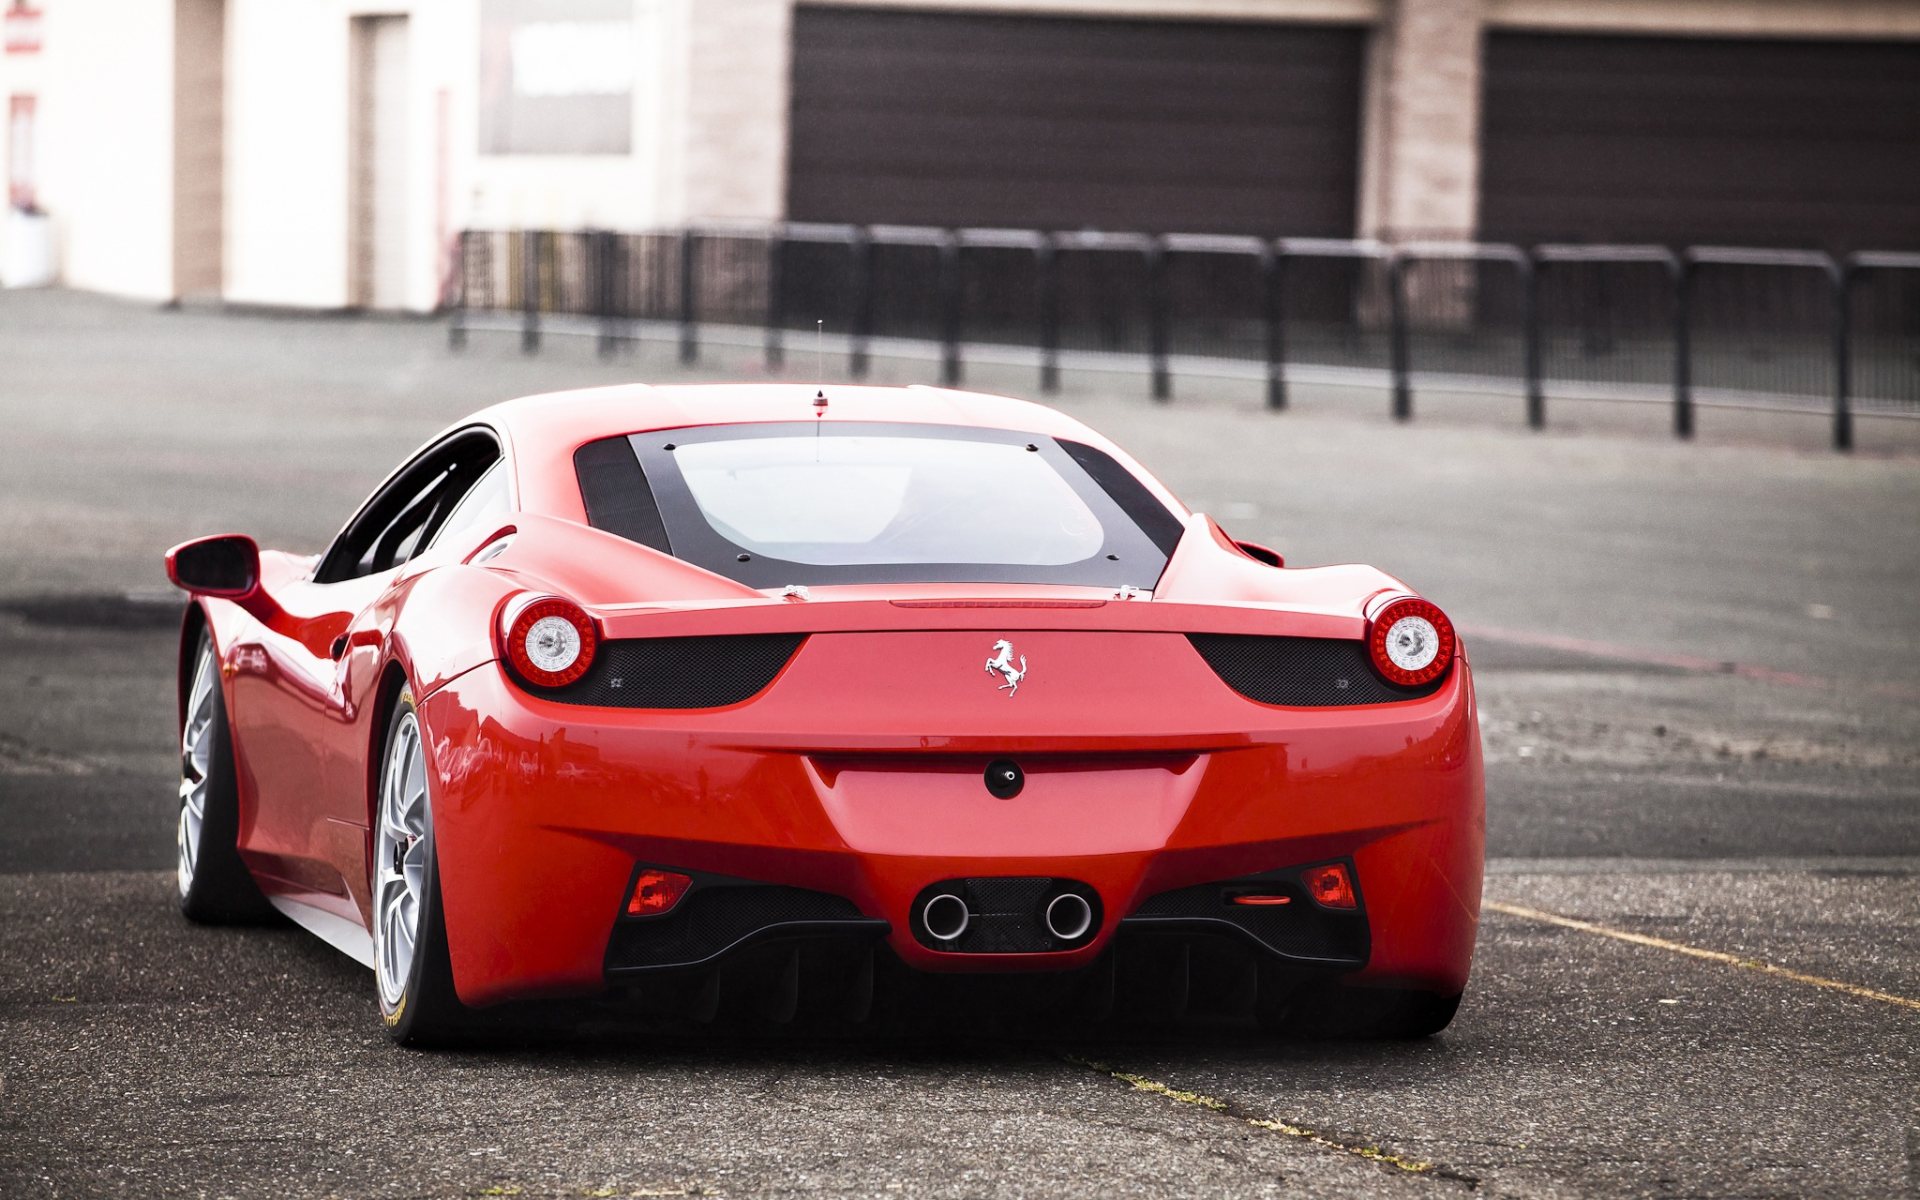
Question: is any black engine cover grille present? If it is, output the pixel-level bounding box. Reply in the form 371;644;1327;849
605;882;883;972
1186;633;1445;707
521;633;805;708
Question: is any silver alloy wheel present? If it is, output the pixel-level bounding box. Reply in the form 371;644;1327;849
176;643;219;898
373;710;429;1008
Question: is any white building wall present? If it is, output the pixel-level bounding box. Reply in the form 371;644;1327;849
224;0;693;311
9;0;1919;310
461;0;681;234
0;0;175;300
225;0;350;308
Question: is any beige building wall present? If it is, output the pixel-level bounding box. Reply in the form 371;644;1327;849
1485;0;1920;37
1358;0;1484;242
677;0;791;225
8;0;1919;309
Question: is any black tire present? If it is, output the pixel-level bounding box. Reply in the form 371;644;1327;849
374;693;471;1047
177;628;275;924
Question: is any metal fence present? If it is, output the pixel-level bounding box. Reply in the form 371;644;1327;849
449;226;1920;451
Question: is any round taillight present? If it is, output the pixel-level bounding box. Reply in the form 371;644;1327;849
1367;596;1456;687
504;596;597;688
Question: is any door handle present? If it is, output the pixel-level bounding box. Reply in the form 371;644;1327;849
331;629;382;661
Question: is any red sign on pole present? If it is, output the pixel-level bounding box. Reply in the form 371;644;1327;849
4;5;44;56
8;94;34;209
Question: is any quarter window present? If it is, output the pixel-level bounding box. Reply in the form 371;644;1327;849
316;432;503;582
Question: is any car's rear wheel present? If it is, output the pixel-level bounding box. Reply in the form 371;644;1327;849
176;629;274;923
372;693;469;1046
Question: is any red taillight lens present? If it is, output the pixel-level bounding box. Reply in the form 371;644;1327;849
503;596;597;688
1367;596;1456;687
1302;863;1357;909
626;869;692;916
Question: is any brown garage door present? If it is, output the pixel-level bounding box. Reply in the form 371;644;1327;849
787;6;1365;237
1480;33;1920;251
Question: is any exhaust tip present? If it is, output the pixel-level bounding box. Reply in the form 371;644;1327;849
1044;892;1094;941
922;892;970;942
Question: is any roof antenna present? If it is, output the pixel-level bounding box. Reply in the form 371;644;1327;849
813;322;828;460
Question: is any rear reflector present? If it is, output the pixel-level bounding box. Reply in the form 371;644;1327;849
626;869;692;916
1301;864;1357;910
1230;894;1292;907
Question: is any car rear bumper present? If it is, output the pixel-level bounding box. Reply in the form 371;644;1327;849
420;651;1483;1008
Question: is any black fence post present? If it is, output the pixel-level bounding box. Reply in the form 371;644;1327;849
594;230;619;359
1522;251;1545;429
1263;242;1287;411
1387;251;1412;421
1037;233;1060;394
1146;238;1171;402
1673;254;1694;439
939;232;963;387
520;230;541;356
1831;256;1853;453
764;230;785;372
448;230;469;350
677;228;698;364
850;228;874;379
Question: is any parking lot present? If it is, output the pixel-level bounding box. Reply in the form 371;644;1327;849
1;291;1916;1198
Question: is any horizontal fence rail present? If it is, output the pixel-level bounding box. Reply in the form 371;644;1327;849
449;226;1920;451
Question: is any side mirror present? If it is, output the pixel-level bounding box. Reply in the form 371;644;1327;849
1234;540;1284;568
167;534;260;596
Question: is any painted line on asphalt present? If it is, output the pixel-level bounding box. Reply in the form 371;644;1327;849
1064;1056;1474;1185
1486;900;1920;1012
1462;622;1920;701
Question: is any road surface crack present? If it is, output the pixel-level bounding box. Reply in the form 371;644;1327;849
1062;1055;1479;1188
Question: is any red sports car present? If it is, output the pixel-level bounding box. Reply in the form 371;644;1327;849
166;384;1482;1044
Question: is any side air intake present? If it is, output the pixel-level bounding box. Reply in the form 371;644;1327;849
1187;633;1446;707
517;634;805;708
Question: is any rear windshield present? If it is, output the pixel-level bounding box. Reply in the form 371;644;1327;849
575;421;1182;588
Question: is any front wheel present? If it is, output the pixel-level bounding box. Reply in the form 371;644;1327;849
177;629;274;923
372;693;469;1046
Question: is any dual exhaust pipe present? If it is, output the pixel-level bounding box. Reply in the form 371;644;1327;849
921;888;1095;944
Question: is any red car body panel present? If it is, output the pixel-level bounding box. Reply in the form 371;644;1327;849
180;384;1484;1010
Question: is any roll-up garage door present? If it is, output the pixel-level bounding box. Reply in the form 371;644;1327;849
787;6;1365;237
1480;33;1920;251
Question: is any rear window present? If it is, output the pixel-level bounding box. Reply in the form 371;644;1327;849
577;421;1181;589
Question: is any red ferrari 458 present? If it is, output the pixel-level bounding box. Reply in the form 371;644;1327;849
165;384;1482;1044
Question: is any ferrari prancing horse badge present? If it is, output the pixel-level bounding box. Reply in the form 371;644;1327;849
985;639;1028;697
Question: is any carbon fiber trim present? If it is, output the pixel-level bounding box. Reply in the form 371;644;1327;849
1186;633;1445;707
605;882;884;973
1123;870;1368;968
517;634;805;709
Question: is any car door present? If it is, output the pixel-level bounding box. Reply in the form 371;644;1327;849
229;430;503;918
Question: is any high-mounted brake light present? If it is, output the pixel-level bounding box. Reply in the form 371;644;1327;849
503;596;598;688
1366;596;1456;687
1301;863;1357;910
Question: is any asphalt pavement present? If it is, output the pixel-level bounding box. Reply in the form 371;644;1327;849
1;291;1916;1198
